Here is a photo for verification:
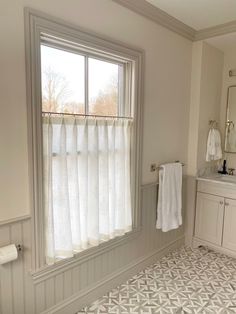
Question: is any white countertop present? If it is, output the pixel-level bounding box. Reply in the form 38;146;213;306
197;174;236;186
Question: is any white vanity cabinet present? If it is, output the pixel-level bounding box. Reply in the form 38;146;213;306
195;192;224;245
222;198;236;251
193;177;236;257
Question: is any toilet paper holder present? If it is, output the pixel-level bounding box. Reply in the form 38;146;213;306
0;244;23;265
16;244;23;252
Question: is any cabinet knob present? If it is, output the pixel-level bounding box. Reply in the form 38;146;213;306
220;201;224;205
225;202;229;206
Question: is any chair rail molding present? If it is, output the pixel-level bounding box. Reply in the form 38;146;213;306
0;215;31;226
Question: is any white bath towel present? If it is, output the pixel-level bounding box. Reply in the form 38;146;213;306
156;163;182;232
206;128;222;161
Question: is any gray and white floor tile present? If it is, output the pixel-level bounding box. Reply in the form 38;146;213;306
78;246;236;314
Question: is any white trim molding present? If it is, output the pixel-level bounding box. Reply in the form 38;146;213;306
24;7;144;272
193;237;236;259
31;228;141;283
112;0;236;42
0;215;31;227
195;20;236;41
112;0;196;41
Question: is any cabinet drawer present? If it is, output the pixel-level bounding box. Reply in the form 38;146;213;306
198;180;236;199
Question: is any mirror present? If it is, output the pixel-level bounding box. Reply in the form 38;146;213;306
225;86;236;153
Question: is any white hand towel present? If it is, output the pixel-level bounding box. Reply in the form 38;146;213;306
206;129;222;161
156;163;182;232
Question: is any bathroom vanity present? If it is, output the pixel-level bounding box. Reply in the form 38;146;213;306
193;175;236;257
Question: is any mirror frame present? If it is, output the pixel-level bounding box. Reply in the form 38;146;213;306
224;85;236;153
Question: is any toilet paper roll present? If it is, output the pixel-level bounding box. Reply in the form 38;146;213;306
0;244;18;265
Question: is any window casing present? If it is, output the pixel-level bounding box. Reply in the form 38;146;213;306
25;8;143;272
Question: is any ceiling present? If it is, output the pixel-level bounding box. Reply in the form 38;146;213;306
206;32;236;52
146;0;236;30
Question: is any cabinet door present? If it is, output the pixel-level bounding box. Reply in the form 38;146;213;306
195;192;224;245
222;198;236;251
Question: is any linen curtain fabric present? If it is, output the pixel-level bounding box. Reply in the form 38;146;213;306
43;115;132;264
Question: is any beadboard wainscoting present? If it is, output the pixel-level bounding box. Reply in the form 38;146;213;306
0;181;186;314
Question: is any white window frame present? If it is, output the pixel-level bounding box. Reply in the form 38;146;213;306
24;8;143;277
40;37;130;117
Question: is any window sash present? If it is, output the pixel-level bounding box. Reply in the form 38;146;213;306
41;40;131;117
40;33;131;65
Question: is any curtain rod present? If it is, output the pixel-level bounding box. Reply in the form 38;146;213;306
42;111;133;120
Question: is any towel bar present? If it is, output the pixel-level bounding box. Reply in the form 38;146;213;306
150;161;185;172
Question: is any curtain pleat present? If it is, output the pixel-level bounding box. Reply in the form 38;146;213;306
43;116;133;264
43;117;54;264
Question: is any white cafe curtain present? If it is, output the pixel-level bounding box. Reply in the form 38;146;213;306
43;115;132;264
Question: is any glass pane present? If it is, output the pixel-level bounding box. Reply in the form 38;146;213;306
41;45;85;114
88;57;119;116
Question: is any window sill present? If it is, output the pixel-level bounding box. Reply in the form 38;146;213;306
31;227;141;284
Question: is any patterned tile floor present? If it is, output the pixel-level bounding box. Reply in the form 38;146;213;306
78;246;236;314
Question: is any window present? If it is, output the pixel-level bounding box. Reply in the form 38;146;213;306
40;44;126;116
25;9;143;270
41;38;134;264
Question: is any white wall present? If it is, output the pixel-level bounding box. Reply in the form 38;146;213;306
187;41;223;176
197;42;224;173
0;0;192;222
220;47;236;168
187;41;202;176
185;42;223;246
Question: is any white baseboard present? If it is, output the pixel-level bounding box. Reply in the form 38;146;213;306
43;236;184;314
193;237;236;258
